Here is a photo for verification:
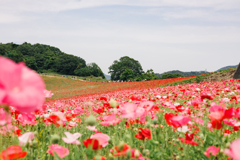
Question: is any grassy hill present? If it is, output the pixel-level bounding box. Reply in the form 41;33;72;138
155;70;208;78
43;75;195;101
216;65;238;71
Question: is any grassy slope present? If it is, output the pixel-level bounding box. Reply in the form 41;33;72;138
43;76;196;101
161;67;237;87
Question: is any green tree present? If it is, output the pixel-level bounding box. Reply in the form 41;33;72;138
0;44;6;56
108;56;144;80
161;73;184;79
24;56;38;70
7;50;24;63
120;68;135;81
74;67;91;76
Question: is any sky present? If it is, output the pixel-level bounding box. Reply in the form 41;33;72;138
0;0;240;75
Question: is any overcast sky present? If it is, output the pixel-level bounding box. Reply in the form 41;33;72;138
1;0;240;74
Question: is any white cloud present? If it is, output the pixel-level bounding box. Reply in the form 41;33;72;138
0;0;240;24
0;0;239;73
1;0;240;13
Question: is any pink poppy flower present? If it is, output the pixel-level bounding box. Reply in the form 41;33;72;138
90;133;110;147
44;90;54;98
18;132;35;146
224;139;240;160
86;126;98;132
169;115;191;128
62;132;81;145
47;144;69;158
0;108;11;125
0;57;45;113
204;146;219;157
120;103;145;120
100;114;121;126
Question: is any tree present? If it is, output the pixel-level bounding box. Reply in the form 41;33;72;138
161;73;184;79
7;50;24;63
120;68;135;81
74;63;105;78
108;56;144;80
135;69;159;81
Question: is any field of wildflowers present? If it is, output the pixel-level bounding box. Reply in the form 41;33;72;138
1;56;240;160
42;74;195;101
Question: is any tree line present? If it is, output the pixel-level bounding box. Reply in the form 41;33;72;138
0;42;105;78
0;42;194;81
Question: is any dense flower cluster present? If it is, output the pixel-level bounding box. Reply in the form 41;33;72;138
1;57;240;159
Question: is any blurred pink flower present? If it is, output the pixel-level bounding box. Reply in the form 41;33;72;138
0;57;45;113
47;144;69;158
204;146;219;157
0;108;12;125
100;114;121;126
44;90;54;98
17;113;36;126
62;132;81;145
224;139;240;160
90;133;110;147
18;132;35;146
86;126;98;132
170;115;191;128
120;103;145;120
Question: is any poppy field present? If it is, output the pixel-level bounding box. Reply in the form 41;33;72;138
42;75;195;101
1;56;240;160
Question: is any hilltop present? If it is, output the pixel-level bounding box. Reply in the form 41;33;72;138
216;65;238;71
155;70;208;78
0;42;105;79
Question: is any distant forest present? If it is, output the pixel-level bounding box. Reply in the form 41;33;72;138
0;42;105;78
155;70;208;78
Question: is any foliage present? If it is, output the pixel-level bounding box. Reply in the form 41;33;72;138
120;68;135;81
108;56;144;80
0;42;104;78
135;69;159;81
156;70;208;78
161;73;184;79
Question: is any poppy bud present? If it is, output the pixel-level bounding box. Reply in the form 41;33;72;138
109;98;118;108
34;131;38;137
134;150;140;158
108;138;112;144
126;150;131;158
146;122;151;128
95;155;101;160
51;134;60;144
85;115;97;126
143;149;150;156
118;141;125;151
153;119;158;125
31;140;38;149
125;134;131;139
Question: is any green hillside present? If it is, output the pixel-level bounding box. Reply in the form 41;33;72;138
0;42;105;78
155;70;208;78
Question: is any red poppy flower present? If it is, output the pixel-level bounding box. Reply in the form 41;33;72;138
164;113;175;126
46;115;60;127
135;128;152;140
100;97;107;101
0;145;27;160
113;143;131;157
66;115;72;121
92;156;106;160
178;133;198;146
15;129;22;136
83;138;102;150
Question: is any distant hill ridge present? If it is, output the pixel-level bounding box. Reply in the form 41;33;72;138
155;70;208;78
216;65;238;71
